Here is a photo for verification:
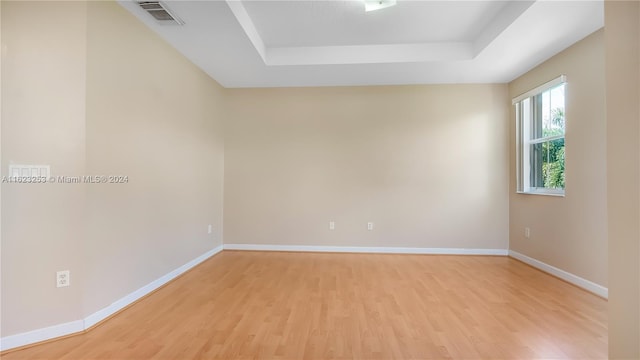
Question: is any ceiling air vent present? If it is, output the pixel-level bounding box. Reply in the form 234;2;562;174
137;1;184;25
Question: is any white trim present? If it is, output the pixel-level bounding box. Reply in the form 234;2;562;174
0;320;84;352
512;75;567;104
223;244;508;256
224;0;266;63
0;245;223;352
509;250;608;299
517;188;565;197
528;134;564;144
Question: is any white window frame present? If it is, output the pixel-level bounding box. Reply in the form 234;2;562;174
513;75;566;197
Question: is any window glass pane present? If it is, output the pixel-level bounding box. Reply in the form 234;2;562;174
530;138;565;189
537;84;565;138
549;84;565;133
531;142;543;188
541;89;551;136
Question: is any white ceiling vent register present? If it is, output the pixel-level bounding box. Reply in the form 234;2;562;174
137;1;184;25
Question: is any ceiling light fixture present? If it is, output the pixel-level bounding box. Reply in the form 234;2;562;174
364;0;397;12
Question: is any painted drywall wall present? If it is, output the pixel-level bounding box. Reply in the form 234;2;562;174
223;85;509;250
83;1;225;317
605;1;640;358
1;1;87;336
0;0;3;339
0;0;225;337
508;30;607;287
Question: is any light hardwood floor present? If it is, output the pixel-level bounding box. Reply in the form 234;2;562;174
2;251;607;359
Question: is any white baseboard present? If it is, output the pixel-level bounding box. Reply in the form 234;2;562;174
0;245;223;352
223;243;509;256
83;245;223;329
0;320;84;352
509;250;608;299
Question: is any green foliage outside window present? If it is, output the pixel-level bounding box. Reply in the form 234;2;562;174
541;108;565;189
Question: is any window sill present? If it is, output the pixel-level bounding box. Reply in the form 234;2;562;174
517;190;565;197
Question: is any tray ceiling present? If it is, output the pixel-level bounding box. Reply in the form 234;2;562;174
118;0;604;88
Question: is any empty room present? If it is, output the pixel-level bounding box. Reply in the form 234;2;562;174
1;0;638;359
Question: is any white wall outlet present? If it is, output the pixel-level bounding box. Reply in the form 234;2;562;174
525;227;531;239
329;221;335;230
56;270;70;288
208;224;212;234
367;222;374;231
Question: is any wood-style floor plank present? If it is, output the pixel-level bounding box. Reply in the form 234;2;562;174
2;251;607;359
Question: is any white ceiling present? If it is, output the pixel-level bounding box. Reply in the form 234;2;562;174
118;0;604;88
242;1;510;47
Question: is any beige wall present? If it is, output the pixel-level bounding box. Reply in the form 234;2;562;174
508;30;607;287
0;1;225;337
605;1;640;358
82;1;225;316
224;85;509;250
1;1;87;336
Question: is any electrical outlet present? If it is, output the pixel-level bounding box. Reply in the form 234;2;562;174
56;270;70;288
208;224;212;234
367;222;374;231
525;227;531;239
329;221;335;230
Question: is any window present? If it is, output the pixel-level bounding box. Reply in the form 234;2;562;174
514;75;566;196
